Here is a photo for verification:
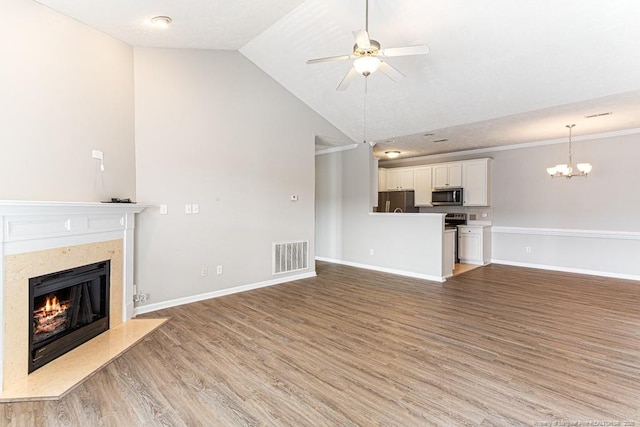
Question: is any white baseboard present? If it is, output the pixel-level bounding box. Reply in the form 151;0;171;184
133;271;317;316
491;259;640;282
315;256;445;283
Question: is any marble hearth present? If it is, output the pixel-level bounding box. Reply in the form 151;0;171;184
0;201;158;399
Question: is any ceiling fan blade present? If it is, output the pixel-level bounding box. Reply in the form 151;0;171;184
337;67;360;91
380;45;430;57
353;30;371;49
307;54;352;65
378;61;405;82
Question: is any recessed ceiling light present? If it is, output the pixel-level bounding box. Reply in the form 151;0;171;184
150;16;172;28
385;151;401;159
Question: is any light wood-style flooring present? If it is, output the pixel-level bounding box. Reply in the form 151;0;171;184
1;262;639;425
453;262;479;276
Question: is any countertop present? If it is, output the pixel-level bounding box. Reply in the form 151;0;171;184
465;220;492;226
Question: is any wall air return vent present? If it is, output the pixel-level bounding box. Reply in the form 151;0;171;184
273;241;309;275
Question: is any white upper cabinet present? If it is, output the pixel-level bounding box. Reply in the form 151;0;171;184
386;167;414;190
378;168;387;193
462;158;492;206
432;163;462;188
378;157;491;206
413;166;432;206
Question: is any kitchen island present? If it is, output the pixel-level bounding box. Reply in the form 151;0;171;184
317;212;451;282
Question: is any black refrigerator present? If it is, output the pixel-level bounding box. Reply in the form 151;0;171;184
377;191;418;213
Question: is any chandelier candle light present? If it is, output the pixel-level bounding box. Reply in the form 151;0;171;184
546;124;593;178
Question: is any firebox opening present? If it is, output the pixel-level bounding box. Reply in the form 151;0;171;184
29;260;110;373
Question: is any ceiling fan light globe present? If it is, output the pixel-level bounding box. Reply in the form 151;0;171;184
353;56;381;76
546;167;557;176
555;164;568;174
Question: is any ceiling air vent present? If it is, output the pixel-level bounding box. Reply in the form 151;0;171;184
433;139;449;143
585;112;613;119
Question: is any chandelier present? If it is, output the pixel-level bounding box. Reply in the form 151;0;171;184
546;124;592;178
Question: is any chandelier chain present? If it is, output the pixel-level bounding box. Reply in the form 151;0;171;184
567;124;574;169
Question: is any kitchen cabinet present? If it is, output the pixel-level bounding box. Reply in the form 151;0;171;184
378;157;491;204
378;168;387;193
458;225;491;265
413;166;432;206
462;158;492;206
386;167;414;190
433;163;462;188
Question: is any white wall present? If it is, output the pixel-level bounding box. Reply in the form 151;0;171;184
316;144;445;281
490;131;640;279
0;0;135;201
133;47;350;307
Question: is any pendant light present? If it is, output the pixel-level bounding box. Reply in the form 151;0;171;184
546;124;592;178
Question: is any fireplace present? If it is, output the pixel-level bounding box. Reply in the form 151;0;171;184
29;260;110;373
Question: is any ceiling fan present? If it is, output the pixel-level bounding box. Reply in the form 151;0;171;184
306;0;429;91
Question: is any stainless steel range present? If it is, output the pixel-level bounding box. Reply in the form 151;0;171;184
444;213;467;263
444;213;467;229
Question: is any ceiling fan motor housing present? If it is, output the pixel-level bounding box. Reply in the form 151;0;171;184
353;39;381;57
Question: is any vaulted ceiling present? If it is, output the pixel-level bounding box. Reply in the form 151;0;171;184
35;0;640;159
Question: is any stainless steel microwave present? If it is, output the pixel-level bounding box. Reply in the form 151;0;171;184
431;188;463;206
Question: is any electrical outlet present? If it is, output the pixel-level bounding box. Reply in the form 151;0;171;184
192;204;199;214
201;267;208;276
160;204;168;215
526;246;532;253
369;249;374;255
185;204;192;214
216;265;223;275
134;293;150;303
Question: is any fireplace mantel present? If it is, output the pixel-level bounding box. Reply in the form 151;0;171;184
0;200;148;315
0;200;149;392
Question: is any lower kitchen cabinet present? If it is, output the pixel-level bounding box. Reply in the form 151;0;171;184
457;225;491;265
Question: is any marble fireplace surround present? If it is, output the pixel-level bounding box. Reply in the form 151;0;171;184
0;201;151;397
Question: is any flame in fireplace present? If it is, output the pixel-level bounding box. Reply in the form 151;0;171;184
44;295;61;314
34;294;71;336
